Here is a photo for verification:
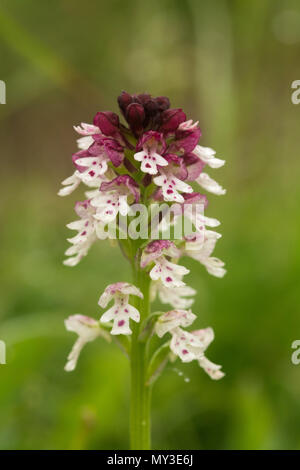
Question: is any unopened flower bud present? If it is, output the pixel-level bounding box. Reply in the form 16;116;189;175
155;96;170;111
136;93;152;105
117;91;133;115
93;111;120;136
126;102;145;135
160;108;186;133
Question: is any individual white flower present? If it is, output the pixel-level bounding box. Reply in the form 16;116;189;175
196;173;226;196
73;122;101;150
91;192;130;223
184;230;221;252
169;326;224;379
170;327;205;362
64;200;104;266
192;145;225;169
151;279;196;309
183;231;226;278
171;194;221;233
155;309;196;338
91;175;139;223
153;171;193;203
75;155;109;184
192;328;225;380
64;314;110;371
141;240;189;288
58;163;106;197
98;282;143;335
150;256;189;288
134;131;168;175
58;172;81;197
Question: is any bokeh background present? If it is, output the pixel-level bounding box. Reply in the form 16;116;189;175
1;0;300;450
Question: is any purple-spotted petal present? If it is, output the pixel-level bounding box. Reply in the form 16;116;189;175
141;240;180;268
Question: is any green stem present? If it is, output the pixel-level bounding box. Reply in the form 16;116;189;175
130;258;152;450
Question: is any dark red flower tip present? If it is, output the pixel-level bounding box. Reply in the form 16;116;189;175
155;96;170;111
93;111;120;136
125;102;145;135
174;126;201;154
136;93;152;105
143;98;159;117
117;91;133;116
160;108;186;133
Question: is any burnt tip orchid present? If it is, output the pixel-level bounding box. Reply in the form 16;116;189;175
59;91;227;450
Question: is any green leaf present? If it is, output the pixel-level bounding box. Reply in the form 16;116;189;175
146;342;170;386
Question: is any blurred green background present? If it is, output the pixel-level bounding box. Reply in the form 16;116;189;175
1;0;300;450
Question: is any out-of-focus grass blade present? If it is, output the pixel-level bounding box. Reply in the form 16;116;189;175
0;8;74;87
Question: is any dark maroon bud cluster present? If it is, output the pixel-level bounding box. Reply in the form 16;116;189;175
117;91;175;136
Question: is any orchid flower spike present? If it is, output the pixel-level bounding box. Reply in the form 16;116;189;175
60;91;227;448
